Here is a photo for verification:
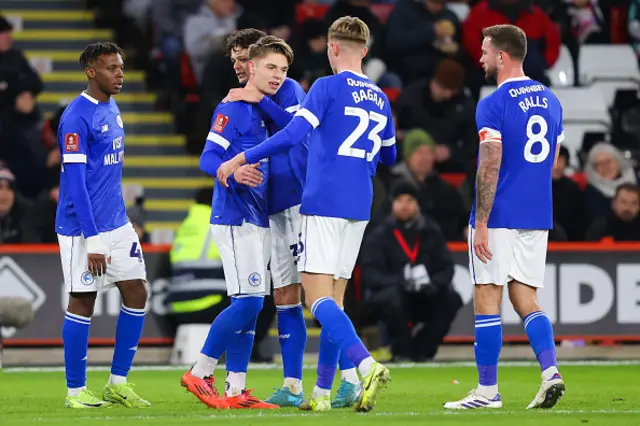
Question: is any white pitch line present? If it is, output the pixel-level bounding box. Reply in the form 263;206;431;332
3;360;640;373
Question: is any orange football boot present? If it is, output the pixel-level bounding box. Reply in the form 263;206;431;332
180;370;230;409
225;389;279;409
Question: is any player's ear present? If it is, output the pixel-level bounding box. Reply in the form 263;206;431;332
362;45;368;59
85;67;95;79
248;59;256;75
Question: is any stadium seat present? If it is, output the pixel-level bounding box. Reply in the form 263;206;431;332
180;52;200;103
383;87;401;103
295;4;330;29
578;45;640;85
479;85;497;100
170;324;211;365
548;45;575;88
447;2;470;21
440;173;465;189
570;172;587;190
552;86;611;126
591;80;639;108
562;123;609;167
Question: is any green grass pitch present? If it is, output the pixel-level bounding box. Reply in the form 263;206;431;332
1;362;639;425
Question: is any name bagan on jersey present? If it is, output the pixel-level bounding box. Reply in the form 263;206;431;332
293;71;396;221
470;77;565;230
55;92;128;236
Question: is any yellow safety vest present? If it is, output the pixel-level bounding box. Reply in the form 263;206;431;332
169;204;225;313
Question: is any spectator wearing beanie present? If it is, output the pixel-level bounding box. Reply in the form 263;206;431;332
387;129;466;241
0;168;36;243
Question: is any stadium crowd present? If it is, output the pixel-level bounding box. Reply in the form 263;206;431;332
1;0;640;247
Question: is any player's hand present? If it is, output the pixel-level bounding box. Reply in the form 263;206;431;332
435;145;451;162
434;20;455;38
217;154;247;187
222;87;264;104
233;163;263;187
473;225;492;264
86;235;111;276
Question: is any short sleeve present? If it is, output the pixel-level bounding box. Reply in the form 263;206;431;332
275;79;305;113
206;103;247;150
381;102;396;147
59;114;91;164
476;96;503;143
295;77;330;129
557;106;565;144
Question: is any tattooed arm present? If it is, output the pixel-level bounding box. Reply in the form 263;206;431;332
474;141;502;226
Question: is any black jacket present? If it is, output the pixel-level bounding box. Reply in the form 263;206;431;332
360;214;455;293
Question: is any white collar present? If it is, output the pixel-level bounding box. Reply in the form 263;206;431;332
81;91;99;104
498;76;530;88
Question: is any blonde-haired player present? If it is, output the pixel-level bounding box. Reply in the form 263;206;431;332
217;16;397;412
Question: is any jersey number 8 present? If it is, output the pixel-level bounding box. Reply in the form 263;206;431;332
524;115;551;164
338;107;388;162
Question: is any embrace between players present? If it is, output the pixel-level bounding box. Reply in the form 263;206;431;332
56;15;564;413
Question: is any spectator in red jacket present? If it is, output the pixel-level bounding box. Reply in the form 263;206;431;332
463;0;560;97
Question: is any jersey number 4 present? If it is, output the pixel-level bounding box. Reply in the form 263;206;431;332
338;107;388;162
524;115;551;164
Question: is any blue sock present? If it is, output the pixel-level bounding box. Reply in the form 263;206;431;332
524;311;559;376
316;326;339;390
475;314;502;388
277;303;306;382
201;296;264;360
311;297;370;369
111;305;145;379
63;312;91;390
226;299;259;374
339;351;356;371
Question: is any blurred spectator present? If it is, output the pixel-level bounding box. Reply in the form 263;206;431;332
360;182;462;361
237;0;296;40
630;0;640;60
463;0;560;96
325;0;402;88
564;0;610;44
0;16;43;122
552;146;586;240
184;0;245;84
385;0;462;84
395;58;477;172
128;204;150;243
294;19;332;90
152;0;202;101
27;171;59;243
0;168;34;244
584;143;637;222
586;183;640;241
388;129;466;240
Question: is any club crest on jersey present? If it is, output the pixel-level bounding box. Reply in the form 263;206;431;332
81;271;95;285
248;272;262;287
116;115;124;128
212;113;229;133
65;133;79;152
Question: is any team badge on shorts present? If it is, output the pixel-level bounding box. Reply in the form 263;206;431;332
81;271;95;285
248;272;262;287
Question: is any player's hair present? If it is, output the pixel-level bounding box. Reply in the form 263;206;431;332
225;28;267;56
482;24;527;62
327;16;370;46
79;42;124;68
615;183;640;199
248;36;294;65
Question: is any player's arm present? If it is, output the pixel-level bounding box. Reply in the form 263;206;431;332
379;105;397;167
59;118;99;239
474;100;503;227
553;123;565;169
216;79;329;185
199;105;263;186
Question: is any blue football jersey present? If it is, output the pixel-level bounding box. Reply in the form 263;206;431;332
205;101;270;227
267;77;307;215
294;71;396;220
55;92;128;236
470;77;564;230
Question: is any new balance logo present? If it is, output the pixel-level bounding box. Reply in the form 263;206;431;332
129;346;138;351
279;334;290;339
